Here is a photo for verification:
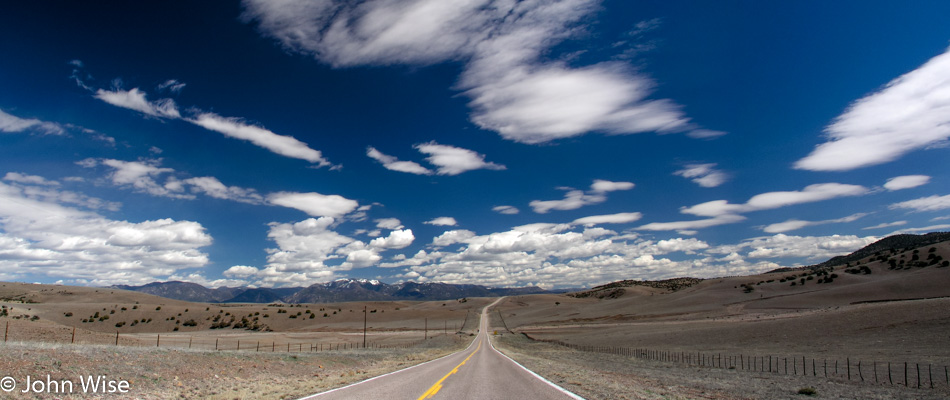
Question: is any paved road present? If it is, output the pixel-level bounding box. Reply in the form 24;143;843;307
301;298;582;400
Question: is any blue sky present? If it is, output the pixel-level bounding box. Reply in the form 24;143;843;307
2;1;950;289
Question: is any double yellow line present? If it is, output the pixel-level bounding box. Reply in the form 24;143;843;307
416;340;482;399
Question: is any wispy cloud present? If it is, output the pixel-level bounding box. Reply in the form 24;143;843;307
795;46;950;171
266;192;359;218
366;146;433;175
189;112;333;166
84;72;335;166
863;221;907;230
762;213;868;234
0;109;66;135
674;163;727;188
573;212;642;226
94;88;181;118
889;194;950;213
681;183;869;217
413;142;505;175
530;179;634;213
424;216;458;226
492;205;520;215
241;0;720;144
883;175;930;191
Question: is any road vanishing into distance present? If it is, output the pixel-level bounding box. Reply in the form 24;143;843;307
301;298;583;400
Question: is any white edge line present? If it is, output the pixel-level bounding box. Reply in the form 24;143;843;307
297;332;480;399
485;324;585;399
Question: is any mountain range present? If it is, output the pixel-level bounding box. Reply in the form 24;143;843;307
112;279;550;304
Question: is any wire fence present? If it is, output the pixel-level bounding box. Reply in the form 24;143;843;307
523;334;950;390
1;320;464;353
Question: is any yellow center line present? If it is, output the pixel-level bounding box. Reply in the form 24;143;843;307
416;340;482;399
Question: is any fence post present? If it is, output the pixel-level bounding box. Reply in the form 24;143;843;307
157;334;160;348
874;361;877;383
71;327;76;344
812;359;816;376
917;363;921;389
929;364;933;389
215;338;218;350
888;362;893;385
858;361;863;381
847;358;850;380
189;336;193;349
905;362;908;387
4;321;7;342
115;331;119;346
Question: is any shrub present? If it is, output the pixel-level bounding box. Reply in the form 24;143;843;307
182;319;198;327
64;312;73;317
155;306;161;311
797;387;817;396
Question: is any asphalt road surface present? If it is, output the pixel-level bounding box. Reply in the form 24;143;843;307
301;297;582;400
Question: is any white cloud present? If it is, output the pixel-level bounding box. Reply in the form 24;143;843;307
374;218;403;230
884;175;930;191
380;221;781;288
266;191;359;218
82;158;192;199
369;229;415;249
181;176;264;204
637;214;746;231
93;88;181;118
242;0;717;144
3;172;60;186
0;181;212;286
413;142;505;175
682;183;869;217
530;179;634;213
0;109;65;135
589;179;635;192
795;46;950;171
492;205;520;215
366;146;433;175
863;221;907;230
674;163;727;188
89;80;335;166
82;158;271;206
889;194;950;213
425;216;458;226
3;176;121;212
573;212;643;226
157;79;186;93
189;112;333;166
223;265;260;278
721;234;879;261
888;224;950;234
762;213;868;233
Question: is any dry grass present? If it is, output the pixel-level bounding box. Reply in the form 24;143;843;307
491;333;950;400
0;335;469;399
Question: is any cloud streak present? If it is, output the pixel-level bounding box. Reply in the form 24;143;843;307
796;46;950;171
241;0;719;144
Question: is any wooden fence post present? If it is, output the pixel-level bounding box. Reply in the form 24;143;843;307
71;327;76;344
115;331;119;346
157;334;160;347
4;321;8;342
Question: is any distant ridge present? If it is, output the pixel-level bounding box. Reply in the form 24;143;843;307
769;232;950;273
111;279;550;303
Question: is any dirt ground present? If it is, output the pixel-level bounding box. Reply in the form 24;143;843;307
491;333;950;400
0;335;467;400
